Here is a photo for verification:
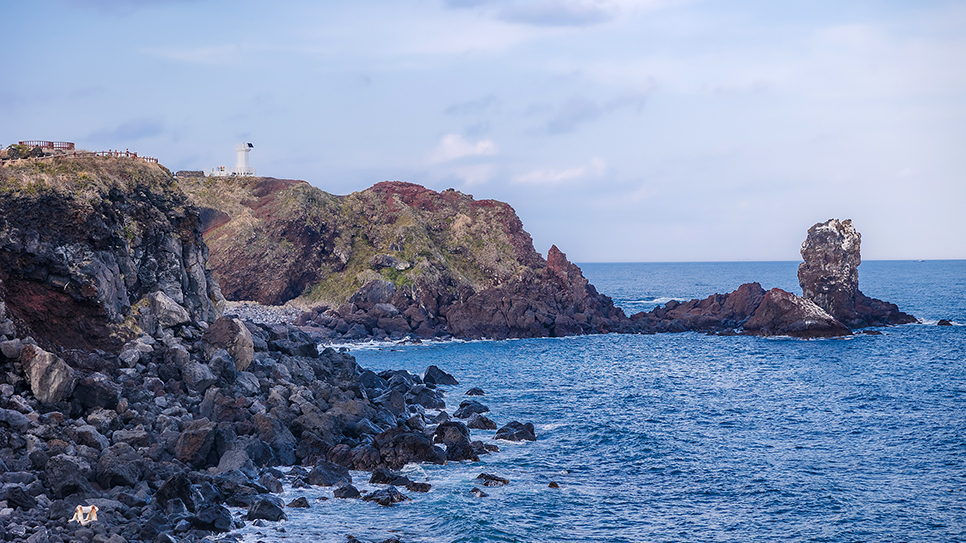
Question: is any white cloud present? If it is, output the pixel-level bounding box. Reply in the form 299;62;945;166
426;134;499;164
513;157;606;184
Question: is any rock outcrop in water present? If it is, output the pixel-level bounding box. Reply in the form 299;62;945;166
798;218;916;328
631;218;914;337
177;176;628;340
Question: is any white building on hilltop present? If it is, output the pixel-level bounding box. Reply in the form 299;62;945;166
207;143;255;177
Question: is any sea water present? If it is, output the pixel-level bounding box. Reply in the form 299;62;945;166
236;261;966;543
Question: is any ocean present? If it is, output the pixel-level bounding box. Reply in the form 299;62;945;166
236;261;966;543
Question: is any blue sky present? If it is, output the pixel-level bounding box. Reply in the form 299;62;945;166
3;0;964;262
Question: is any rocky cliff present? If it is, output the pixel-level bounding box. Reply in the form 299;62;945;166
0;156;224;351
0;157;525;542
178;176;627;340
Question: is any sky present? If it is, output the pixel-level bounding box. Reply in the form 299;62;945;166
2;0;964;262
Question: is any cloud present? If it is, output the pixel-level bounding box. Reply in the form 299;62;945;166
87;118;164;143
545;85;653;133
426;134;499;164
546;97;602;134
444;95;499;115
513;157;607;184
498;1;616;27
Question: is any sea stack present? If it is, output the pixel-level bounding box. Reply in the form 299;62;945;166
798;219;916;328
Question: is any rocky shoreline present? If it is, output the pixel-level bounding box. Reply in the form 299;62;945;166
0;309;532;543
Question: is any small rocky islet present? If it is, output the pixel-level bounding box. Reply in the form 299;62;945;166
0;152;920;542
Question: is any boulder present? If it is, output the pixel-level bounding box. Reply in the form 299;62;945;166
333;484;361;499
306;459;352;487
453;400;489;418
423;365;459;386
148;290;191;328
476;473;510;487
433;421;471;446
495;421;536;442
466;413;497;430
73;372;121;409
191;504;233;532
361;486;409;506
173;418;217;468
465;387;485;396
20;345;76;404
0;407;30;432
372;427;447;469
155;472;197;512
95;443;143;488
288;496;312;507
247;495;287;521
743;289;852;338
45;454;93;498
201;317;255;371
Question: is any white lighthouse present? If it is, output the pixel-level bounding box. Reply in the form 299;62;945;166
207;143;256;177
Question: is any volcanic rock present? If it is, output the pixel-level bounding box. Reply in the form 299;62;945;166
743;288;852;337
19;345;76;404
799;219;915;328
247;496;287;521
201;316;255;371
495;421;537;442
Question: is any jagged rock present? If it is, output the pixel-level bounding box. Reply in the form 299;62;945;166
45;454;93;498
743;288;852;338
495;421;536;442
192;503;233;532
423;365;459;386
155;472;198;512
465;387;485;396
466;413;497;430
95;443;143;488
372;427;447;470
307;460;352;487
173;418;217;468
201;317;255;371
362;486;409;506
470;487;488;498
453;400;489;418
288;496;311;507
938;319;952;326
333;484;361;499
148;290;191;328
73;372;121;410
19;345;76;404
369;254;411;271
799;219;915;328
476;473;510;487
3;485;37;510
247;495;287;521
0;407;30;432
69;424;110;451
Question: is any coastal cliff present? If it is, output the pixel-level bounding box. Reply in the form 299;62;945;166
177;176;628;340
0;156;223;351
0;155;520;542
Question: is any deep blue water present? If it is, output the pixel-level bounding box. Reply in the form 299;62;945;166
238;261;966;543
